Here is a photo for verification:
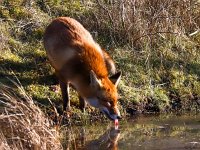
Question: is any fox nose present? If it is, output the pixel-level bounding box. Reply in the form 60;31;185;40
117;115;122;120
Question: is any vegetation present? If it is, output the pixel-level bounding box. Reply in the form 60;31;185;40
0;0;199;122
0;83;62;149
0;0;200;113
0;0;199;149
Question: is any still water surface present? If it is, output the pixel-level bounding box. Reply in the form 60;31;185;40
61;114;200;150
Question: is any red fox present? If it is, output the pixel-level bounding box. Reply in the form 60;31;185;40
44;17;121;120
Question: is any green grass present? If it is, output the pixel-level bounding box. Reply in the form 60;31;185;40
0;0;199;117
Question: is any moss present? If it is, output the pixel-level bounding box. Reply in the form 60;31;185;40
1;49;22;63
0;7;10;19
37;0;89;17
0;0;199;117
25;84;60;104
9;7;31;20
193;81;200;96
151;88;170;111
32;27;45;40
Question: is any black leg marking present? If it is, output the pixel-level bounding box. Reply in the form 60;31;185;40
60;80;70;111
79;95;86;113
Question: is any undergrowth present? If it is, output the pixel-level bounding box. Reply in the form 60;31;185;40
0;82;62;149
0;0;199;119
0;0;200;148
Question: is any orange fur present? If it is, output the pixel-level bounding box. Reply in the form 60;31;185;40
44;17;121;120
80;42;108;78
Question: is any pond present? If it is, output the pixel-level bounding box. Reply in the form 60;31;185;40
60;114;200;150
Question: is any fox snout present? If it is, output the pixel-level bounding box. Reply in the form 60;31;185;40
100;107;121;121
86;98;121;120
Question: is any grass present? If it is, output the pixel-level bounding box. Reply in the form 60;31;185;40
0;83;62;149
1;0;199;148
0;0;199;120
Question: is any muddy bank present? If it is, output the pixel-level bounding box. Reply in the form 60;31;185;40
47;96;200;126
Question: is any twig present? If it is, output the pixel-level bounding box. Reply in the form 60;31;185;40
133;31;179;44
47;98;59;118
0;114;24;119
189;29;199;37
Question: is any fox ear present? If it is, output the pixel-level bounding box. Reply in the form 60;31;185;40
90;70;102;88
109;71;121;87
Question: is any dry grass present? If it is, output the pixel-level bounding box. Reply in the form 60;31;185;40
0;82;62;150
83;0;199;48
0;0;199;117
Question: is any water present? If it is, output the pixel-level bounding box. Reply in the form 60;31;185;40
61;114;200;150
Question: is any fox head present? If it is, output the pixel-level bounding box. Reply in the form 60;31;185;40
85;70;121;120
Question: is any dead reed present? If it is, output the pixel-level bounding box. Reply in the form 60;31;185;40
0;82;62;150
82;0;199;48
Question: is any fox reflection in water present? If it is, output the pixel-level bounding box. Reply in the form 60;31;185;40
64;127;120;150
